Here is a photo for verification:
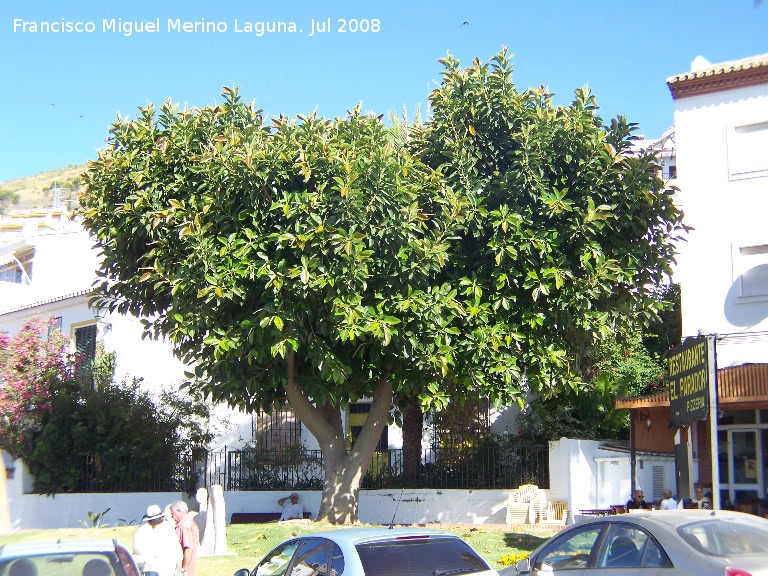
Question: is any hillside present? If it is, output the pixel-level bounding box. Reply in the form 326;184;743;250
0;164;88;215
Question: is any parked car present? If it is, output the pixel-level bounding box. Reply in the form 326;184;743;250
234;526;499;576
0;539;141;576
500;509;768;576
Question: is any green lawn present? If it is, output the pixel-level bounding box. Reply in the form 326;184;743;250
0;522;557;574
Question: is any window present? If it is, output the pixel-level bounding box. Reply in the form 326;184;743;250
534;525;602;570
4;553;122;576
732;242;768;300
652;465;665;501
0;248;34;284
678;516;768;556
667;165;677;179
74;324;98;388
253;406;302;449
75;324;98;364
254;540;300;576
292;538;339;576
727;120;768;181
356;537;491;576
48;317;63;338
349;402;388;450
595;524;670;568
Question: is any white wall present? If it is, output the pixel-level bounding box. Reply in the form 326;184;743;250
6;458;520;529
547;438;676;518
0;295;91;336
0;220;99;311
10;437;678;529
7;488;517;530
673;81;768;364
101;312;190;393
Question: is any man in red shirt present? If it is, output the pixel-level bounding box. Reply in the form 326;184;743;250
170;500;200;576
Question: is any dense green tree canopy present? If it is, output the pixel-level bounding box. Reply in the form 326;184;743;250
81;92;479;412
420;49;687;396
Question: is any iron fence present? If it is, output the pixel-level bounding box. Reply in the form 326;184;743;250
204;444;549;491
68;453;195;493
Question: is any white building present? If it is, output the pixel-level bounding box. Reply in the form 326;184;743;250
619;53;768;509
670;53;768;366
0;211;191;399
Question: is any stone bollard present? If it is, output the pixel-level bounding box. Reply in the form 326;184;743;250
210;485;228;555
197;488;214;555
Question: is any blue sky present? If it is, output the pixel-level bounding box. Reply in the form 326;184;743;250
1;0;766;182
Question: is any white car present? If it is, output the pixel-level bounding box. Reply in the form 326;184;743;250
501;509;768;576
0;539;142;576
235;526;499;576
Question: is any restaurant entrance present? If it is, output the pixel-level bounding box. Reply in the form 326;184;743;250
716;410;768;510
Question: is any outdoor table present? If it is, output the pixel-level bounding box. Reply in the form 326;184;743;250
579;508;611;516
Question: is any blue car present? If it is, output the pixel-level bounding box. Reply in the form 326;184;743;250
236;526;500;576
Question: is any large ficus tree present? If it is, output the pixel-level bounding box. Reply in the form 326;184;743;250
80;49;685;522
80;89;489;522
419;49;687;397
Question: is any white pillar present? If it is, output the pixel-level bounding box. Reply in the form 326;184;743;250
211;485;228;555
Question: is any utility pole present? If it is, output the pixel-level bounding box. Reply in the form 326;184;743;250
50;181;66;209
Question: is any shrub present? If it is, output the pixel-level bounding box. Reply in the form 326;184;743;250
1;317;216;494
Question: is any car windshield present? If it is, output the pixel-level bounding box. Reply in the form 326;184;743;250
356;537;491;576
677;516;768;557
0;553;122;576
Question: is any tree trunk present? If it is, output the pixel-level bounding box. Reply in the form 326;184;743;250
284;351;393;524
401;402;423;478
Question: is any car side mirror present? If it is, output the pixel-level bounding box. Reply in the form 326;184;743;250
233;569;250;576
514;557;532;573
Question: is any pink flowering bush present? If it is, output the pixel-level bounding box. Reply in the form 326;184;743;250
0;317;78;459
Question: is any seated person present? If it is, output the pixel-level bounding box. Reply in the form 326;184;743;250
659;489;677;510
678;484;711;509
277;492;304;521
626;489;650;510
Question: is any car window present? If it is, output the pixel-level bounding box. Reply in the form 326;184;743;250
330;543;344;576
254;541;301;576
0;553;121;576
678;517;768;557
534;525;602;571
292;538;333;576
595;524;670;568
356;537;490;576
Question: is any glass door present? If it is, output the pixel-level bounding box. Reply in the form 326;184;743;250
726;430;761;510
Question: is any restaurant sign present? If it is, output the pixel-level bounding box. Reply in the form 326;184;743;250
668;336;710;425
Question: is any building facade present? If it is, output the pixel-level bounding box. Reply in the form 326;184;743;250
617;53;768;514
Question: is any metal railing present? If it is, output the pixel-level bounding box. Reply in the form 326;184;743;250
51;455;197;493
204;444;549;491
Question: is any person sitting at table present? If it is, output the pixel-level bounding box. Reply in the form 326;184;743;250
659;489;677;510
678;483;711;509
626;489;650;510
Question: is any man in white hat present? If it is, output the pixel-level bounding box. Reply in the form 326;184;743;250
132;504;183;576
